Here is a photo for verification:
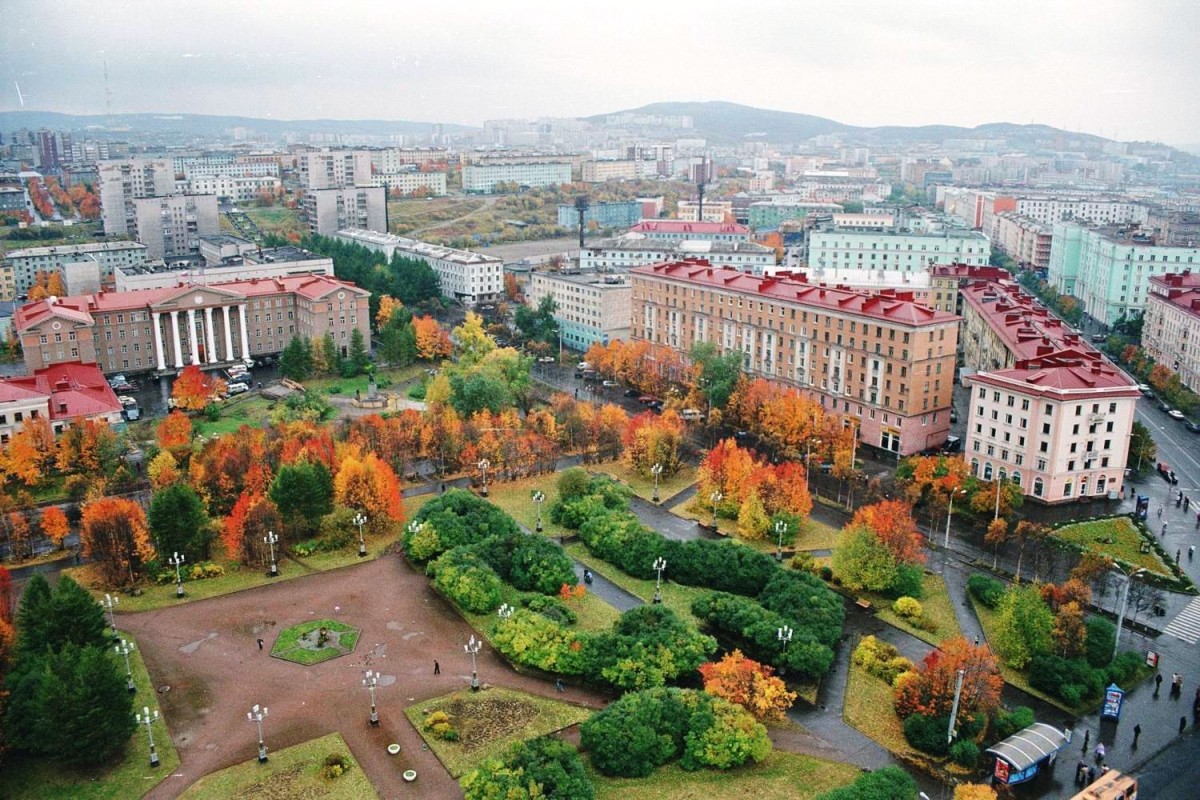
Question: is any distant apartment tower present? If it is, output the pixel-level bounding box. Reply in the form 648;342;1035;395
132;194;220;259
362;171;448;197
333;228;502;306
994;213;1053;269
303;187;386;236
462;156;573;193
1;241;148;299
187;174;282;204
299;150;374;190
527;271;632;350
98;158;176;236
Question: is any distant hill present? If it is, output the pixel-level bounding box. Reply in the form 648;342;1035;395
587;101;1116;147
0;110;477;139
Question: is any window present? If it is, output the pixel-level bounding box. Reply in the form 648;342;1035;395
1042;422;1051;434
1063;481;1073;498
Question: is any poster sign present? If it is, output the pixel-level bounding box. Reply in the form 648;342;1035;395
1102;684;1125;720
994;758;1011;782
1146;651;1159;668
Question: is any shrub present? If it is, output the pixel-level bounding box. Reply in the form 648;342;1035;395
522;594;578;626
408;489;521;559
1084;617;1116;668
991;705;1035;740
818;565;833;581
664;538;776;597
322;752;351;779
692;592;834;679
427;548;504;614
403;523;442;561
557;467;592;502
852;636;913;685
790;552;815;572
893;597;923;620
1027;654;1106;706
679;696;771;771
903;712;950;755
316;507;358;551
949;738;979;767
584;605;717;691
1106;651;1143;686
815;766;917;800
967;575;1004;609
204;403;221;421
491;609;587;676
468;736;594;800
889;564;925;599
757;570;845;648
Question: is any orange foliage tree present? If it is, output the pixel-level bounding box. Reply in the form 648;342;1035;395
893;637;1003;724
172;365;226;411
375;295;404;329
222;492;283;565
412;315;452;361
39;506;70;549
148;451;181;489
80;496;155;586
2;417;56;487
5;512;33;561
55;419;118;475
334;452;405;523
698;438;813;523
621;409;685;476
157;410;193;452
849;500;925;566
699;649;797;722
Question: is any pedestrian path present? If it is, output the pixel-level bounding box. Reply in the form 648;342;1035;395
1163;596;1200;644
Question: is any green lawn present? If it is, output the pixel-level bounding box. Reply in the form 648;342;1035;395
178;733;376;800
305;365;426;397
271;619;361;665
405;688;591;777
1051;517;1173;577
192;396;275;438
484;475;571;541
872;572;963;646
565;543;707;626
670;499;843;555
589;749;860;800
842;662;919;760
594;460;697;503
241;207;306;239
0;632;181;800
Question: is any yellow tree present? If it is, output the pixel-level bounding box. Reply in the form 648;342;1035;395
80;497;155;586
148;450;182;489
375;295;404;329
334;452;405;523
954;786;998;800
698;649;797;722
413;315;452;360
452;312;495;366
39;506;70;549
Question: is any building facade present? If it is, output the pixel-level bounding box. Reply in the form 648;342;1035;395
556;201;641;230
748;201;843;230
581;237;776;275
527;271;632;350
303;187;386;236
0;361;123;439
581;160;639;183
363;171;448;197
807;227;990;272
116;246;335;291
1;241;148;299
994;213;1053;269
630;260;960;455
15;274;370;376
333;228;502;306
98;158;175;236
1047;223;1200;325
187;173;282;203
462;159;572;193
299;150;374;190
1143;271;1200;394
677;200;733;223
132;194;220;259
628;220;750;242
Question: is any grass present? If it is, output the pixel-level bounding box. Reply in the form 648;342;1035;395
0;632;181;800
271;619;361;665
594;460;697;503
177;732;375;800
842;662;919;759
405;687;591;777
192;396;275;438
1051;517;1174;578
241;206;306;239
589;749;861;800
670;500;842;554
484;475;571;541
565;542;707;626
872;572;963;646
304;365;426;396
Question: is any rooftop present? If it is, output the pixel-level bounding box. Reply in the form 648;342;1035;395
629;220;750;236
632;259;959;327
814;226;988;240
961;280;1096;362
4;241;147;259
0;361;122;421
1147;270;1200;320
336;228;502;265
970;355;1138;396
587;237;771;255
533;271;630;289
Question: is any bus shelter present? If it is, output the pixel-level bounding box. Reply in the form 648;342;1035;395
985;722;1070;786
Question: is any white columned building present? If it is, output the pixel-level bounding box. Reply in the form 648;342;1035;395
170;310;184;369
203;307;217;364
186;309;200;366
238;305;250;360
151;312;166;371
222;306;235;361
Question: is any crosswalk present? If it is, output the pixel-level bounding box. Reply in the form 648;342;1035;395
1163;597;1200;644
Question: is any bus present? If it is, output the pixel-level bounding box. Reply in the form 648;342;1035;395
1071;768;1137;800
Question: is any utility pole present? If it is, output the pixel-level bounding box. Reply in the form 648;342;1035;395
946;668;966;746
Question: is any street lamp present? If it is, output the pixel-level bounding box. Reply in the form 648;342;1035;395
775;519;788;561
264;531;279;577
136;706;161;767
944;488;968;549
247;704;269;763
993;476;1005;521
709;491;723;529
465;635;483;691
168;551;186;598
652;557;667;605
1113;565;1148;661
777;625;793;676
478;459;491;498
363;670;380;726
115;638;136;694
498;603;514;622
103;593;119;641
651;463;663;503
532;491;545;532
354;512;368;558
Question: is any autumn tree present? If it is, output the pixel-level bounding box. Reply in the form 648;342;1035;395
622;410;685;477
79;497;155;586
39;506;69;550
147;450;181;489
55;419;119;476
5;512;32;561
334;452;405;523
849;500;925;566
221;492;282;566
953;785;998;800
1148;363;1173;392
156;410;193;453
984;518;1009;569
413;315;452;361
2;417;56;486
893;637;1003;725
172;365;225;412
0;565;14;622
375;295;405;329
834;526;900;592
699;649;797;722
1051;601;1088;659
992;584;1054;669
452;312;496;366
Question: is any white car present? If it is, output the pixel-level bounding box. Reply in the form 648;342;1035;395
226;381;250;395
119;396;138;408
1168;409;1186;420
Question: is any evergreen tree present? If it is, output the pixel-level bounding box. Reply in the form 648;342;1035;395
148;483;213;562
346;328;370;376
279;335;312;381
269;461;334;537
15;575;52;655
323;332;343;376
44;576;108;653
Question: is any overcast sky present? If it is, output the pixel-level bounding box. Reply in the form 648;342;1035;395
2;0;1197;144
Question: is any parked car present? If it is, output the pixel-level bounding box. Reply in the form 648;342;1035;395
537;356;556;363
1091;334;1107;343
119;396;137;408
1185;421;1200;433
122;407;141;421
1158;401;1172;413
1138;384;1153;395
226;382;250;395
624;388;640;398
1169;409;1186;420
647;400;664;412
680;408;704;421
1158;462;1179;484
637;395;655;405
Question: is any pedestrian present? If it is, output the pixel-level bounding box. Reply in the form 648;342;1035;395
1182;716;1188;734
434;660;440;675
1178;549;1183;564
1133;723;1141;746
555;679;564;692
257;638;264;650
1191;546;1195;562
973;634;980;647
1156;673;1164;695
1158;506;1164;519
1075;760;1088;786
1195;512;1200;529
1162;522;1168;538
1094;742;1105;763
1083;728;1091;752
1187;497;1192;512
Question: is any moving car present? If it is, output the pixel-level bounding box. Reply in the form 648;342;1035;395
1137;383;1153;395
537;356;556;363
122;407;140;421
1185;421;1200;433
602;380;617;387
624;388;640;398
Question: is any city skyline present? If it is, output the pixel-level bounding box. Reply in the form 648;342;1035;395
2;0;1197;146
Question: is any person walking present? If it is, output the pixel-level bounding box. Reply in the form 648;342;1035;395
1087;765;1096;784
257;638;264;650
1181;716;1188;735
1156;673;1164;696
1094;742;1105;763
1190;546;1195;561
1163;522;1168;538
1133;723;1142;746
1083;729;1091;752
1178;549;1183;564
434;660;440;675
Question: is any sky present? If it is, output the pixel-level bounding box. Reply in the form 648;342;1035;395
2;0;1198;145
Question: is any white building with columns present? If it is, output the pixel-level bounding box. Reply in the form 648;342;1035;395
14;274;370;376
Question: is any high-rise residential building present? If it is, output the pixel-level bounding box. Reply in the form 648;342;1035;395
132;194;220;259
361;171;448;197
807;227;990;272
98;158;176;236
1047;223;1200;325
1;241;148;299
299;149;374;190
15;274;370;376
462;156;573;193
940;187;1148;240
527;271;632;350
993;213;1053;269
302;187;386;236
333;228;502;307
630;259;960;456
1143;271;1200;394
959;279;1136;503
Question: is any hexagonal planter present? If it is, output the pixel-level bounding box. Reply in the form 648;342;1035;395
270;619;360;665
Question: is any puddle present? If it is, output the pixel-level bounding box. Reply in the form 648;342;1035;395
401;631;422;641
179;632;219;654
377;674;397;687
386;621;404;632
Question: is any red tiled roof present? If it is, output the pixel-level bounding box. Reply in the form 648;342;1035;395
960;281;1097;362
630;220;750;235
1148;271;1200;321
632;259;959;326
969;360;1138;397
0;362;122;421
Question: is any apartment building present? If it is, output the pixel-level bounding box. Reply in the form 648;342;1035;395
807;227;990;272
1143;271;1200;394
176;156;280;179
132;194;220;259
334;228;502;306
748;200;843;230
556;201;641;231
630;259;961;456
677;200;733;223
362;171;448;197
303;187;386;236
370;148;449;173
961;280;1083;373
527;271;632;350
15;273;370;376
98;158;175;236
628;220;750;243
187;173;282;203
940;186;1148;240
994;213;1053;269
928;264;1011;315
462;158;573;193
299;150;374;190
581;160;640;183
0;361;123;440
792;267;933;307
1047;223;1200;325
116;246;335;291
1;241;148;299
581;237;776;275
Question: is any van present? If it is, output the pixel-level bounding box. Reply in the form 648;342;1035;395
680;409;704;421
1091;334;1107;343
226;381;250;395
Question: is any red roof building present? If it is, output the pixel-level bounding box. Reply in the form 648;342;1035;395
1144;270;1200;395
629;220;751;242
0;361;123;441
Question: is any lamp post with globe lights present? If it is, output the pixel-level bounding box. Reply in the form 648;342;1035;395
465;635;483;691
777;625;793;676
709;491;723;530
168;551;186;598
652;557;667;605
532;491;545;532
1113;565;1148;661
136;706;161;767
354;512;368;557
103;593;120;641
247;704;269;763
115;638;136;694
363;670;380;726
775;519;788;562
478;459;490;498
264;531;279;577
498;603;514;623
651;463;663;503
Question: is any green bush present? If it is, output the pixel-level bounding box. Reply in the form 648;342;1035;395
790;552;816;572
462;736;594;800
1027;654;1106;706
991;706;1035;740
491;609;587;676
679;696;772;771
322;752;351;779
889;564;925;599
815;766;917;800
893;597;923;620
852;636;913;685
691;592;833;679
902;712;950;755
967;574;1004;608
584;605;717;691
556;467;592;502
1085;617;1116;668
949;738;979;767
427;548;504;614
407;489;521;560
204;403;221;421
1106;651;1144;686
522;594;578;626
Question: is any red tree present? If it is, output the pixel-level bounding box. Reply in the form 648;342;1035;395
893;637;1002;722
850;499;925;565
172;365;225;412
